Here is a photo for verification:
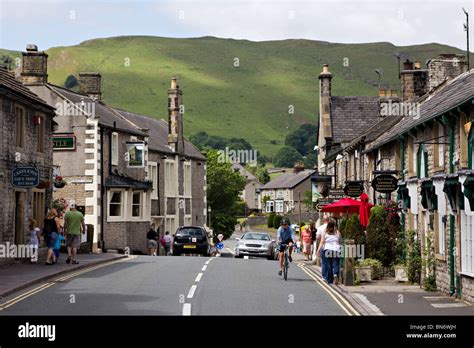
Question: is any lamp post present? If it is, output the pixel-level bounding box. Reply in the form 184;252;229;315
208;206;212;229
463;7;470;70
375;69;382;91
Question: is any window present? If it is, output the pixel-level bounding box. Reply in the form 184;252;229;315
276;189;284;199
460;211;474;275
165;217;176;235
417;144;428;178
109;191;123;217
407;137;415;177
111;132;119;165
266;200;274;213
184;162;191;196
184;216;192;226
15;105;25;148
437;124;445;168
132;191;142;218
35;114;45;152
275;200;284;213
148;162;158;199
165;160;177;196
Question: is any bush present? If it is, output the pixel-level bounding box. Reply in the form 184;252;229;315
340;213;366;245
267;213;276;228
366;205;400;267
273;215;283;229
406;230;422;284
64;75;78;89
358;258;384;280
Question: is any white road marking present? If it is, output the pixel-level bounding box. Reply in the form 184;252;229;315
195;273;203;282
244;256;249;259
423;296;447;300
205;260;210;265
431;303;468;308
182;303;191;316
226;248;235;255
187;285;197;299
202;265;207;271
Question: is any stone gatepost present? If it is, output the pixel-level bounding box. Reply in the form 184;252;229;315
343;239;355;286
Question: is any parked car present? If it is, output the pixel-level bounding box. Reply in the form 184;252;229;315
291;224;300;233
173;226;210;256
234;232;276;260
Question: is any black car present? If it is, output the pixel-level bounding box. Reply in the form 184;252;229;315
173;226;210;256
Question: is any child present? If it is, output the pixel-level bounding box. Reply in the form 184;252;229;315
28;219;40;264
53;233;65;264
296;239;302;254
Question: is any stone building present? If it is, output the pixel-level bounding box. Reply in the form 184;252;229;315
325;53;474;303
18;45;206;254
232;162;262;212
258;165;315;214
0;62;56;262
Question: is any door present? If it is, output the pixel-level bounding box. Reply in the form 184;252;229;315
14;191;25;246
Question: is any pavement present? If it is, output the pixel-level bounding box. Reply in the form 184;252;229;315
0;252;127;298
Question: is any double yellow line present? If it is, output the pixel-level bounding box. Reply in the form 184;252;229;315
0;256;135;311
297;262;360;316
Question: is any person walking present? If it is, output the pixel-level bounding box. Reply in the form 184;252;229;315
301;225;312;261
63;203;85;265
147;224;158;256
317;220;342;285
315;217;329;274
163;231;173;256
43;209;60;265
310;222;317;260
53;232;65;264
27;219;41;264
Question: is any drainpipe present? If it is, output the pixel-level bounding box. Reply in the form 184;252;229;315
400;139;406;260
100;126;105;251
449;122;455;296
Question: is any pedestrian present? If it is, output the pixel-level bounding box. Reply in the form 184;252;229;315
147;223;158;256
43;208;60;265
53;232;65;263
301;225;312;261
63;203;85;265
310;222;317;260
27;219;41;264
315;216;329;273
316;220;342;285
163;231;173;256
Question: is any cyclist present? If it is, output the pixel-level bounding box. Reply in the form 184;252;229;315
277;218;295;276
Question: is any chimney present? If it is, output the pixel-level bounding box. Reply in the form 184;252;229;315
293;162;305;173
318;64;333;171
167;77;184;154
20;44;48;85
427;54;468;92
400;59;428;102
79;72;102;100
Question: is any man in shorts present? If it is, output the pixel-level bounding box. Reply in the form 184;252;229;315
64;203;85;264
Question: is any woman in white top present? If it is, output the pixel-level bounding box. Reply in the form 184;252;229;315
316;221;342;285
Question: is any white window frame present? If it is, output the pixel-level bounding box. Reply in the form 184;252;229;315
184;162;192;197
131;190;143;219
111;132;119;166
420;149;427;179
275;200;284;213
266;200;275;213
460;211;474;275
184;215;192;226
148;161;158;200
165;159;177;196
108;189;124;221
438;212;445;255
165;216;177;235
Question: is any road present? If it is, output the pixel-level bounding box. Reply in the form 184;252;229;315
0;236;351;316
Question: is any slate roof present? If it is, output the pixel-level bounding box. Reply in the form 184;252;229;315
47;85;145;136
260;169;315;190
105;174;152;190
0;68;55;111
330;96;381;144
115;108;206;160
366;69;474;152
232;162;261;183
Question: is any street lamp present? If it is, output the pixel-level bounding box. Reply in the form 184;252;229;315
375;69;382;91
207;206;212;229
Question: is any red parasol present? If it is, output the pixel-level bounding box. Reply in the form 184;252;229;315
321;197;362;215
359;192;371;229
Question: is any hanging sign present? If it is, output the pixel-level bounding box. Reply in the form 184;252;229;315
344;182;364;197
371;174;398;193
11;167;40;188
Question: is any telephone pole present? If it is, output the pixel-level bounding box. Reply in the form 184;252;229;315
463;7;470;70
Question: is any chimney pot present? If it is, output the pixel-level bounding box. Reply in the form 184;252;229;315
26;44;38;52
414;60;422;69
171;77;177;89
403;59;413;71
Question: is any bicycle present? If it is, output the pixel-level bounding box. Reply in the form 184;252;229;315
280;243;290;281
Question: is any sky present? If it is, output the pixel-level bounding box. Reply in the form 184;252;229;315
0;0;472;51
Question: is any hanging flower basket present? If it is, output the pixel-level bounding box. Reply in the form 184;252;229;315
54;176;67;188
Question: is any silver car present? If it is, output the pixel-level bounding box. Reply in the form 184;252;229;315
234;232;276;260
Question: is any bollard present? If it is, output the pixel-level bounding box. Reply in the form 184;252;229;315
343;239;355;286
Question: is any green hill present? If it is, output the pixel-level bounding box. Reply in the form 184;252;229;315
1;36;466;157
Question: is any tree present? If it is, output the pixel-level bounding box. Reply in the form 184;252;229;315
273;146;303;168
206;150;246;240
284;123;317;156
65;75;78;89
302;190;315;211
340;213;366;245
303;152;318;169
256;166;270;184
